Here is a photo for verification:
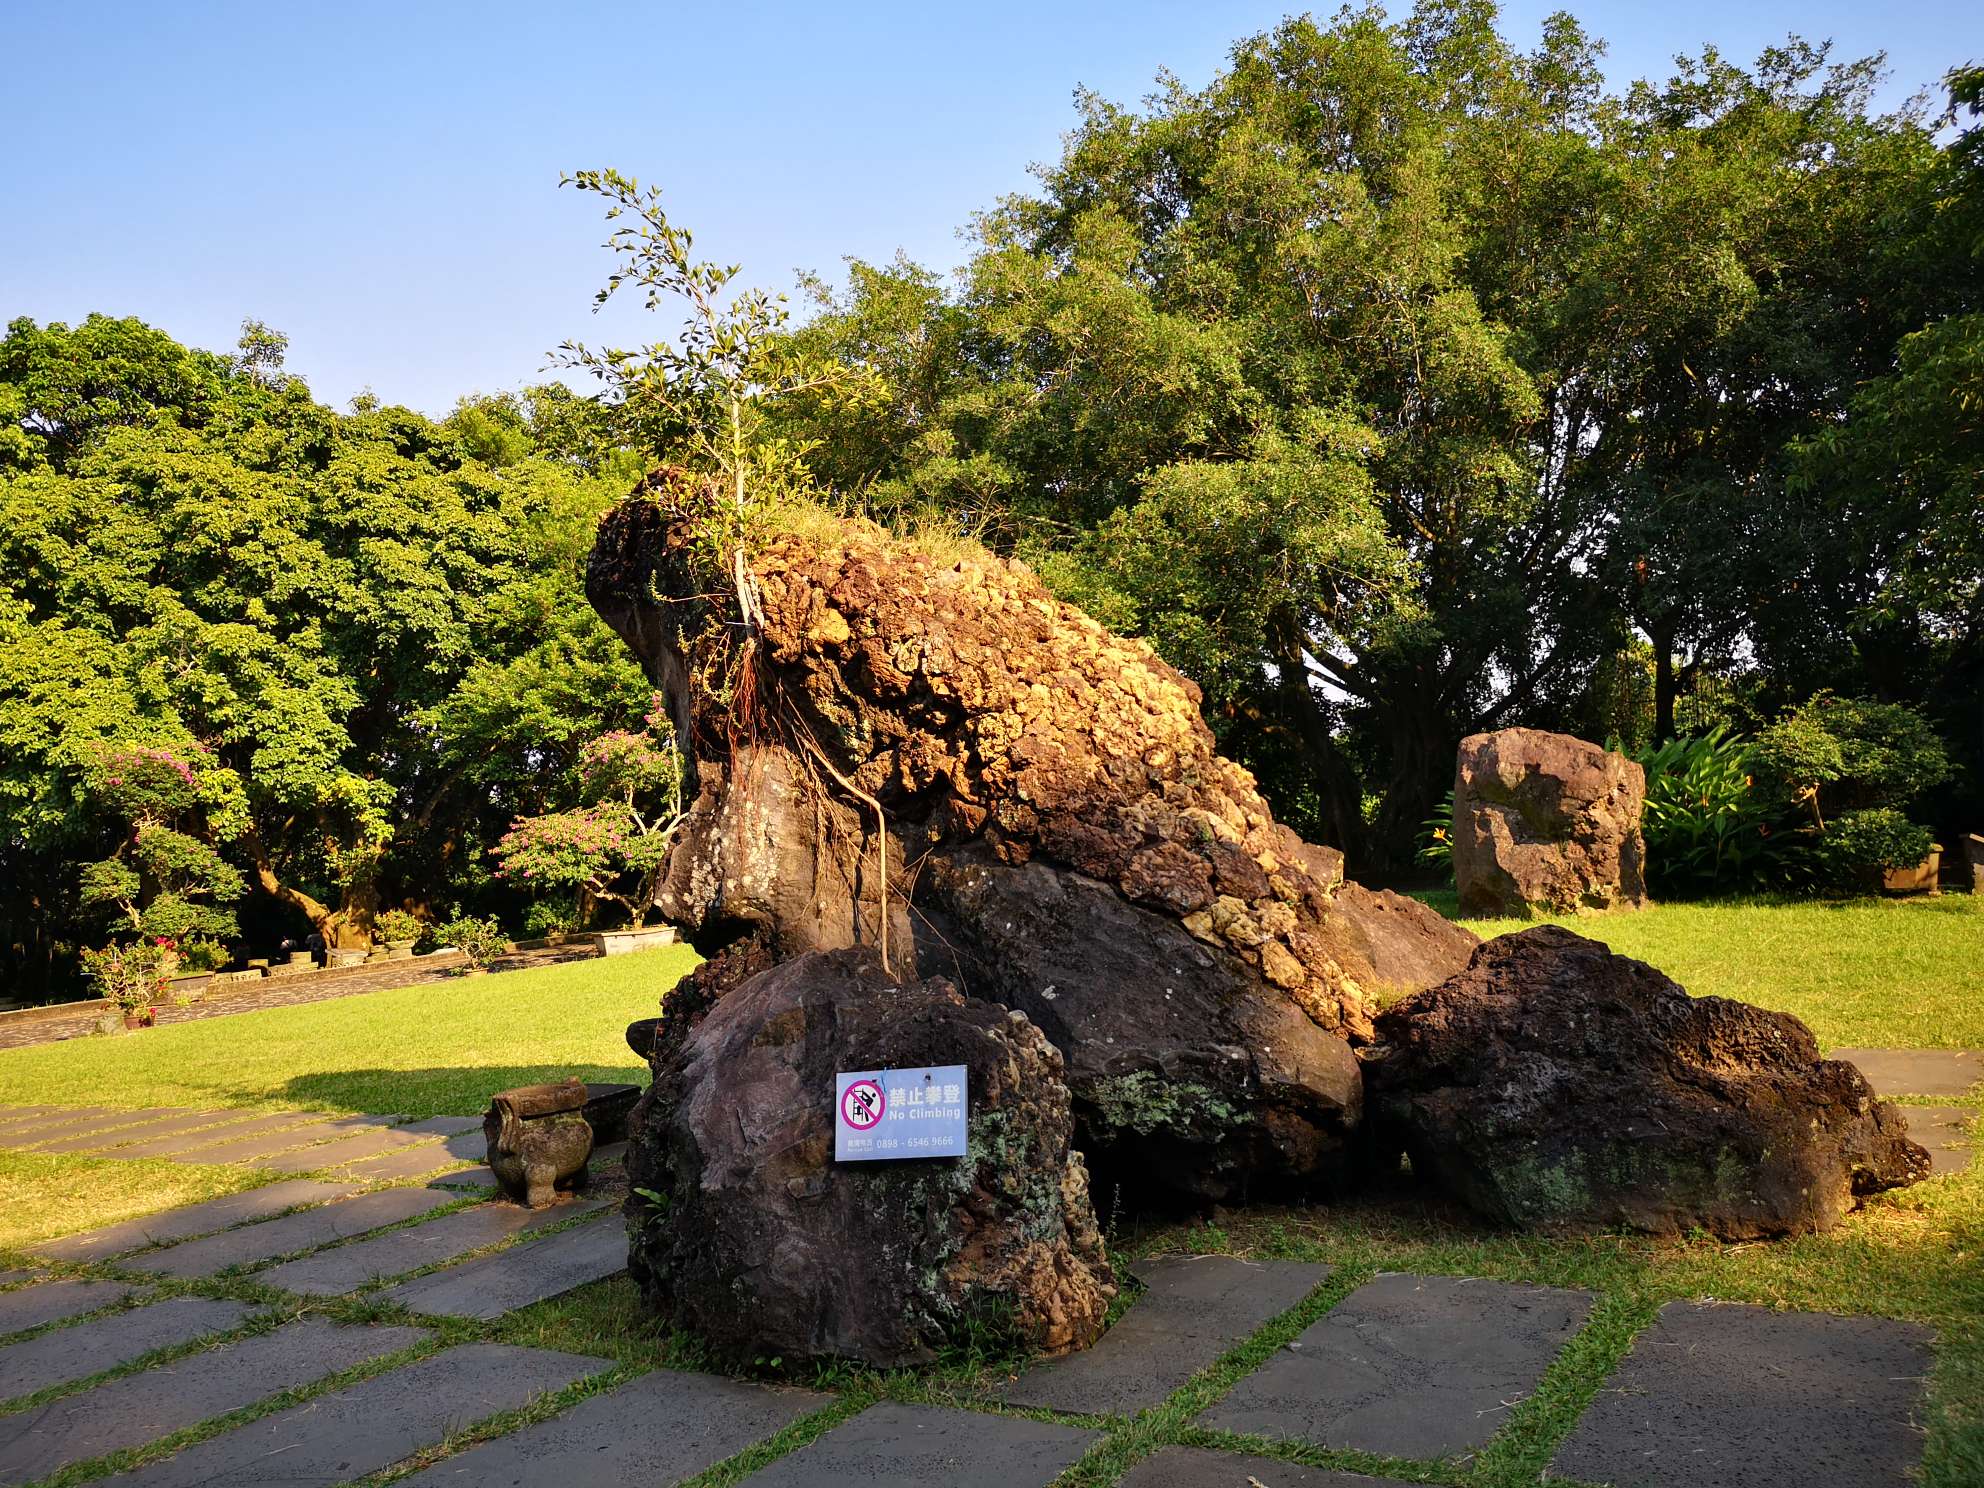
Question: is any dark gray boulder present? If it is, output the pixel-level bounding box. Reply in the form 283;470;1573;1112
625;947;1115;1368
1363;926;1930;1238
913;846;1364;1204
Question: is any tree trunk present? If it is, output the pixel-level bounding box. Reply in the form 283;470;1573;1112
1271;612;1367;863
1651;617;1678;743
246;829;373;948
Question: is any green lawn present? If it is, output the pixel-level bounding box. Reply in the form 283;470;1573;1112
0;944;696;1118
1429;891;1984;1052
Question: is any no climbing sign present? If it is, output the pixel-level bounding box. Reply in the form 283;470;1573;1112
834;1064;968;1162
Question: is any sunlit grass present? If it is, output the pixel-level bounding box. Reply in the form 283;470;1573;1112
0;944;696;1118
0;1149;271;1251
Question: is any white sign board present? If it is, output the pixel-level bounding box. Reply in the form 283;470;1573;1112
834;1064;969;1161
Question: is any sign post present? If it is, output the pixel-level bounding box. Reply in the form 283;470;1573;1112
834;1064;968;1162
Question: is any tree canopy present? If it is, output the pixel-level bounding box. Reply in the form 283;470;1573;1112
0;315;646;996
774;2;1982;868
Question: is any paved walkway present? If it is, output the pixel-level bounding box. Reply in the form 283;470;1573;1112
0;944;599;1051
0;1057;1972;1487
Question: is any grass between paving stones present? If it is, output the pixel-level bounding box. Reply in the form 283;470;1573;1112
0;942;696;1117
1424;889;1984;1051
0;1149;273;1250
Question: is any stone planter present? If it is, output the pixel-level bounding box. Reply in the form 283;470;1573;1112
592;926;679;956
95;1012;127;1037
167;972;213;1000
122;1007;155;1029
326;947;367;968
1883;845;1942;896
1964;834;1984;894
285;950;315;967
384;938;417;961
484;1078;594;1208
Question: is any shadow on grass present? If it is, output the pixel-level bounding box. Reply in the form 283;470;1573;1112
282;1065;647;1119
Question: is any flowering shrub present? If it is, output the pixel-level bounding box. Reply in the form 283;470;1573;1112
80;941;170;1013
493;702;684;929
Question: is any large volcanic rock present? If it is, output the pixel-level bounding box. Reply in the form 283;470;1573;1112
589;483;1477;1200
625;947;1114;1367
1453;728;1649;916
1363;927;1930;1238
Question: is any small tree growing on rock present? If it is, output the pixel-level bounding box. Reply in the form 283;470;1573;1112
492;702;684;929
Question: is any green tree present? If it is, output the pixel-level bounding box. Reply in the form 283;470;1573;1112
0;317;647;994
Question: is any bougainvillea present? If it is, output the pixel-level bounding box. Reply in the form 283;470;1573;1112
493;699;684;928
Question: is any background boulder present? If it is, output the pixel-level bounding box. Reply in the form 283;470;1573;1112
1363;926;1930;1238
1453;728;1649;916
625;947;1115;1368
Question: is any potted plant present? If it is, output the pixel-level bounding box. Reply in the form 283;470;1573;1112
436;914;509;975
80;942;168;1030
373;909;421;960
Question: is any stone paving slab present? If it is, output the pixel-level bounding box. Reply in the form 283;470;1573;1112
380;1215;626;1320
0;1296;254;1401
1005;1256;1328;1415
1120;1447;1422;1486
0;1318;426;1487
1549;1301;1934;1488
430;1163;500;1190
166;1114;399;1164
27;1108;267;1155
1201;1273;1594;1459
128;1186;456;1277
1901;1104;1976;1176
0;1280;132;1339
0;1107;119;1138
0;1108;189;1148
395;1115;484;1138
397;1366;830;1486
740;1402;1097;1487
108;1343;609;1488
106;1110;330;1160
31;1179;365;1263
1832;1047;1983;1098
262;1199;605;1295
254;1125;431;1172
336;1140;459;1181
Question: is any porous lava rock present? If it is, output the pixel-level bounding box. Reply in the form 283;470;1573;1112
624;947;1115;1367
1363;926;1931;1238
1453;728;1649;916
589;485;1477;1200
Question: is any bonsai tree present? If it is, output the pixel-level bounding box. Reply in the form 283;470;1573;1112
1753;693;1952;884
493;703;684;929
77;742;246;952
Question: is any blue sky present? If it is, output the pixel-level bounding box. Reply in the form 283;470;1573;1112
5;2;1975;414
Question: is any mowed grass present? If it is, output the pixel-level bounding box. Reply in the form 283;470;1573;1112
1420;890;1984;1052
0;944;696;1118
